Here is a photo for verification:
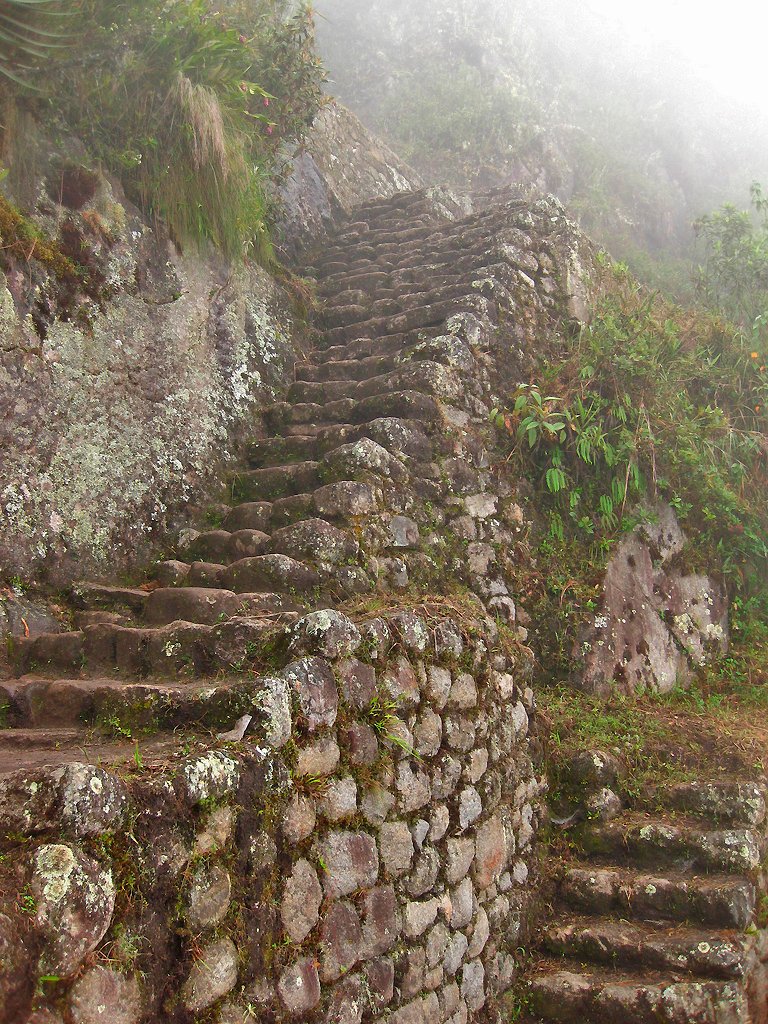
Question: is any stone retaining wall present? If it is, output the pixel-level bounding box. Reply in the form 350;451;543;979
0;606;543;1023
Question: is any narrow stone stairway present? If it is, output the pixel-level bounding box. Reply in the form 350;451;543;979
1;185;564;775
523;770;768;1024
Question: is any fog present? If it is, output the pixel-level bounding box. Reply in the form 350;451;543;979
584;0;768;103
312;0;768;293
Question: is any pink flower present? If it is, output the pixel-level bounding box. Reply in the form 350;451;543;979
263;97;270;107
239;34;247;43
266;125;274;134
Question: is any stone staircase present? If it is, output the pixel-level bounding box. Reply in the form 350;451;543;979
523;767;768;1024
1;186;568;776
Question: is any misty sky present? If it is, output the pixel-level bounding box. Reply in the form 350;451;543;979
585;0;766;103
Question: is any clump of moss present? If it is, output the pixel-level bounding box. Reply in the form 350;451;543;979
0;191;82;285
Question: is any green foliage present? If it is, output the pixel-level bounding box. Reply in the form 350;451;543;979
694;183;768;329
377;61;536;188
495;282;768;623
36;0;324;257
0;0;70;88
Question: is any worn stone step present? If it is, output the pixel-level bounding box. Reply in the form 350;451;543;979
229;461;321;502
527;964;749;1024
0;727;185;777
218;554;322;594
222;502;273;533
143;587;297;625
266;390;443;431
295;353;404;382
269;519;359;566
655;781;768;827
70;582;148;615
286;361;461;406
1;676;260;733
12;615;285;679
579;814;764;873
184;529;271;564
559;865;756;930
543;918;748;980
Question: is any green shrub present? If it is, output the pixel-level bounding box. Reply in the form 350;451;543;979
22;0;323;259
495;272;768;627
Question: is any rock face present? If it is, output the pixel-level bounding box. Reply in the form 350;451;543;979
578;505;729;694
0;156;294;583
277;101;425;256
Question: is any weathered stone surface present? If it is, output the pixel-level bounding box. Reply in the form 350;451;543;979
407;847;441;898
320;901;364;981
344;721;379;765
67;966;142;1024
446;838;476;887
324;438;407;483
277;958;322;1016
318;831;379;898
325;973;365;1024
579;509;728;694
282;859;323;944
362;885;399;956
284;656;339;730
338;658;377;709
361;783;396;825
272;519;359;566
0;912;33;1024
318;776;358;821
248;674;292;748
474;814;507;889
379;821;415;878
404;898;440;938
0;763;127;837
396;762;431;813
30;844;115;977
182;937;239;1013
188;863;231;932
295;736;341;777
458;787;482;830
460;960;486;1012
413;709;443;757
383;657;421;709
449;878;475;930
448;672;478;709
388;515;420;548
194;805;235;856
175;751;240;806
283;793;317;844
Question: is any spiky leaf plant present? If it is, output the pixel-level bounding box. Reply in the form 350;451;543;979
0;0;68;88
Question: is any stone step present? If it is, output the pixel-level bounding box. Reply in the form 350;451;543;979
0;727;186;777
286;361;461;406
320;283;474;329
527;964;748;1024
652;781;768;827
542;918;748;980
579;814;764;873
70;582;148;615
185;529;271;564
266;390;443;431
12;615;285;679
295;353;404;383
229;461;321;502
559;865;756;930
143;587;298;625
1;675;260;733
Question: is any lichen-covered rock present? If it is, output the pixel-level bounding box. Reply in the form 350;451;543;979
0;763;127;837
67;966;142;1024
182;937;239;1013
254;675;292;748
30;844;115;977
175;751;240;806
324;438;407;484
284;656;340;730
291;610;362;660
